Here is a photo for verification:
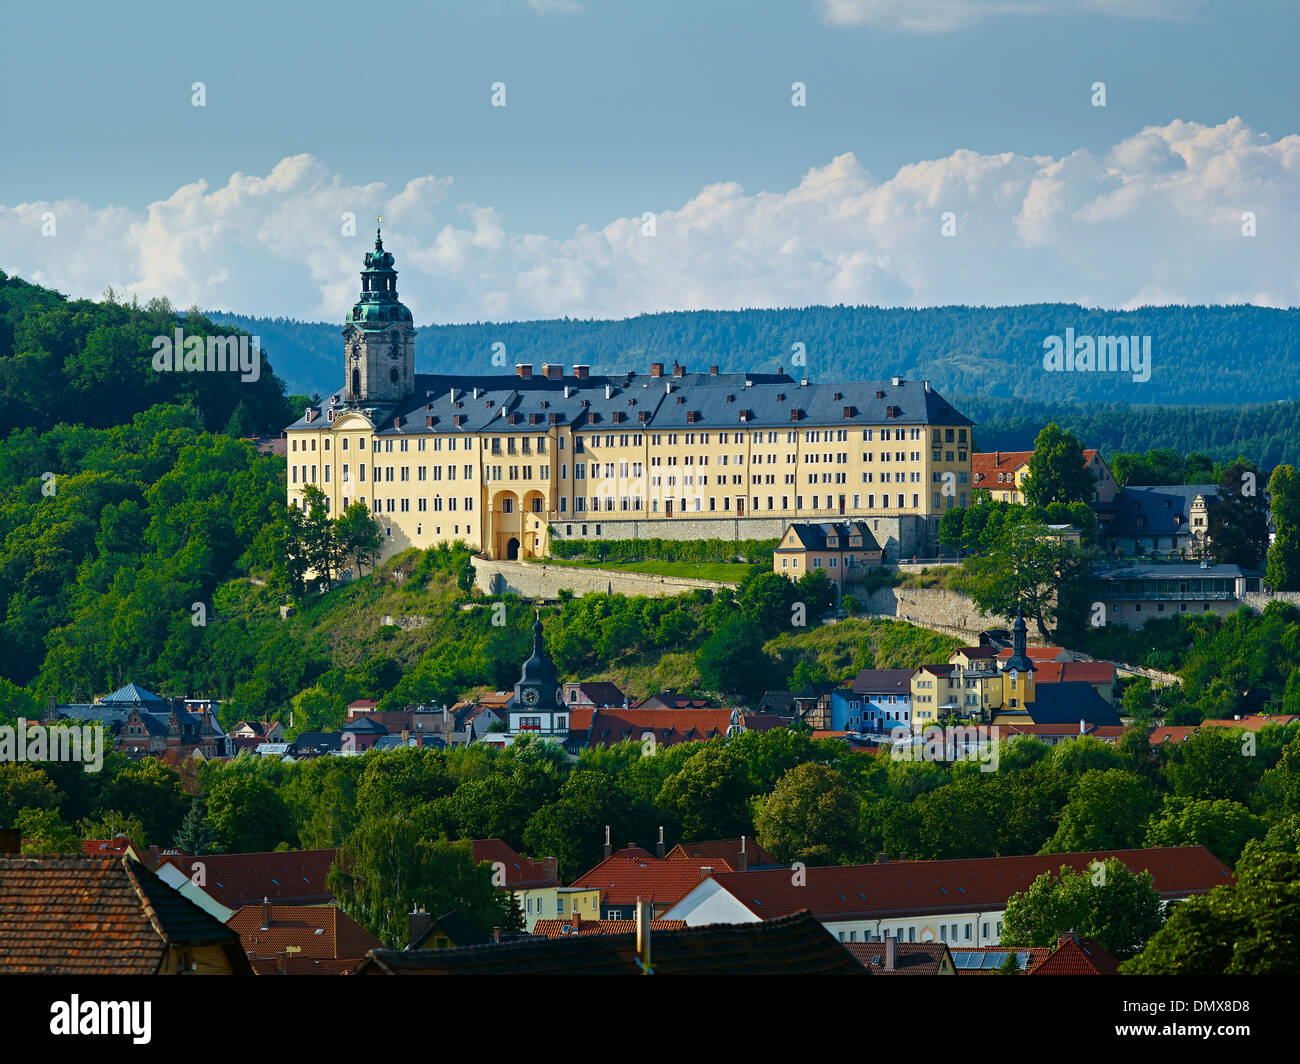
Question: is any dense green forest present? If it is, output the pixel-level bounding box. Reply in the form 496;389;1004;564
212;303;1300;408
0;272;296;437
965;396;1300;470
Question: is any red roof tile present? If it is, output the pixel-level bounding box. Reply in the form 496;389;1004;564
0;855;249;975
572;853;734;907
703;847;1231;921
1029;934;1121;975
470;839;557;888
666;838;776;869
153;848;336;908
228;904;380;963
531;917;686;938
846;941;953;975
587;708;735;748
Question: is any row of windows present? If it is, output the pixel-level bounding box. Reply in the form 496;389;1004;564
294;425;968;454
833;919;1002;944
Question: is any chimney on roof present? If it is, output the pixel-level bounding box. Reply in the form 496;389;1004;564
573;365;590;380
699;865;714;880
884;935;897;971
738;835;748;872
604;824;611;859
261;897;272;931
650;362;663;378
605;384;612;400
407;908;431;950
492;927;503;943
542;856;558;883
876;852;888;864
656;825;665;859
636;898;652;972
516;364;533;379
709;365;718;376
542;363;563;380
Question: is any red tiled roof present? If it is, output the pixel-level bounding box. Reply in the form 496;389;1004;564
82;837;134;856
531;918;687;938
1033;661;1116;685
704;847;1232;921
154;849;336;908
470;839;556;888
996;646;1071;662
1149;715;1299;745
1149;725;1198;744
572;853;734;906
587;708;735;748
0;855;249;975
666;838;776;869
566;707;595;732
846;941;952;975
228;904;380;962
972;450;1101;488
1029;934;1121;976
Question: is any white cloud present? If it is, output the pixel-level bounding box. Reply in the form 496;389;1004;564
527;0;582;13
820;0;1204;33
2;117;1297;323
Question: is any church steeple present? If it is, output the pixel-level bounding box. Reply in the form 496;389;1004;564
514;609;560;709
342;219;416;406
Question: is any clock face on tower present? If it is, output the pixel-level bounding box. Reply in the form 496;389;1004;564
522;687;539;705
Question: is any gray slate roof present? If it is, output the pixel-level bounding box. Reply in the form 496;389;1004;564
850;669;915;695
1103;485;1219;538
288;372;972;436
779;521;881;553
1017;682;1122;726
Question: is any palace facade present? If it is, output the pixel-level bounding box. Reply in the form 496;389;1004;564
285;230;976;564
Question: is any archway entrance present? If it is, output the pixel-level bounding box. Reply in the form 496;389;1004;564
506;537;520;560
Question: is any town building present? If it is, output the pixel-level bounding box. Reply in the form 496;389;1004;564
972;448;1117;506
662;846;1231;946
847;669;914;732
1091;562;1262;627
1098;484;1219;558
46;682;229;761
773;520;884;583
284;229;975;566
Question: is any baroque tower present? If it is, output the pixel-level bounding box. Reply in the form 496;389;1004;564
342;226;415;406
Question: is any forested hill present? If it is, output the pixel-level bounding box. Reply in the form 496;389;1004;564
966;396;1300;470
211;303;1299;407
0;272;293;437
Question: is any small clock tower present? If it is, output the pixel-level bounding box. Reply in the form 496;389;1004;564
512;612;563;713
999;606;1036;709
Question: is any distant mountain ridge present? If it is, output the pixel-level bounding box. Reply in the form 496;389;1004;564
209;304;1299;407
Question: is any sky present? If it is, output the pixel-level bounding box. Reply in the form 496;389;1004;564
1;0;1297;323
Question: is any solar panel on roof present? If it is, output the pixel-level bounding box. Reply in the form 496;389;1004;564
963;952;985;968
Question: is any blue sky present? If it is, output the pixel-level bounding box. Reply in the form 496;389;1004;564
2;0;1297;320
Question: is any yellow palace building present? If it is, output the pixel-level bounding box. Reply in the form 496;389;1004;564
285;229;976;564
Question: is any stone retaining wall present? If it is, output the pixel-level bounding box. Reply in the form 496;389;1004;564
472;557;734;600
